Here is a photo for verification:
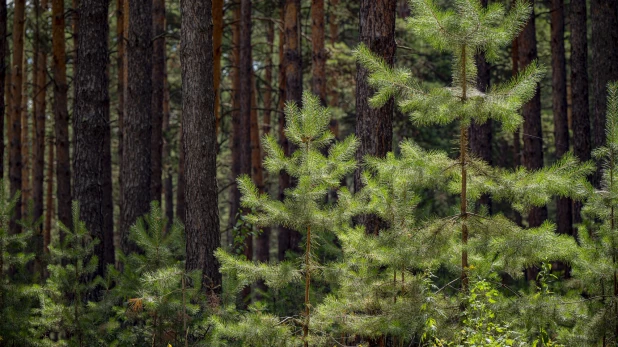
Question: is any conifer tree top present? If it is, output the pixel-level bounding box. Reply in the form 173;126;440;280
356;0;544;132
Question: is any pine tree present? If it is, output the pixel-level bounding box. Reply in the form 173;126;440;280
0;186;35;344
346;0;594;343
572;82;618;346
32;202;102;346
216;92;359;346
106;202;203;346
355;0;592;288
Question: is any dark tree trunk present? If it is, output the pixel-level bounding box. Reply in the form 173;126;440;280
550;0;572;236
257;18;274;264
21;53;29;218
10;0;25;235
570;0;590;225
354;0;396;235
328;0;339;137
470;0;491;212
0;0;5;185
256;21;274;296
180;0;221;295
116;0;125;237
45;136;54;256
162;62;173;225
278;0;303;258
238;0;253;305
72;0;79;68
52;0;72;233
519;0;547;228
73;0;113;276
311;0;326;105
33;0;48;273
591;0;618;186
228;2;241;240
151;0;165;203
213;0;223;135
121;0;153;254
176;122;186;225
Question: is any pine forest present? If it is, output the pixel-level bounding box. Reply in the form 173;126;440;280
2;0;618;345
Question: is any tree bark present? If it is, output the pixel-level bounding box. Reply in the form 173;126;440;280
311;0;326;105
570;0;590;225
238;0;253;305
250;70;269;293
354;0;396;235
151;0;165;203
162;64;173;225
257;18;274;265
176;120;186;225
256;21;273;296
116;0;125;237
328;0;339;138
33;0;48;273
228;2;242;240
21;51;29;218
10;0;25;235
519;0;547;228
121;0;153;254
591;0;618;186
213;0;223;135
550;0;572;236
278;0;303;258
45;136;54;255
73;0;113;277
52;0;72;233
72;0;80;67
0;0;5;185
180;0;221;295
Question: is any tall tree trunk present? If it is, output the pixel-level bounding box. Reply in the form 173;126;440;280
151;0;165;203
250;71;266;290
228;2;241;242
328;0;339;138
519;0;546;228
591;0;618;186
44;136;54;255
570;0;590;225
213;0;223;135
256;21;274;296
180;0;221;295
21;51;29;218
10;0;25;235
52;0;72;232
73;0;113;278
469;0;491;212
0;0;5;184
33;0;48;274
550;0;571;236
276;1;289;262
257;19;274;261
279;0;303;258
162;63;173;225
176;122;186;224
354;0;396;235
121;0;153;254
117;0;127;241
236;0;253;305
311;0;326;105
72;0;79;67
